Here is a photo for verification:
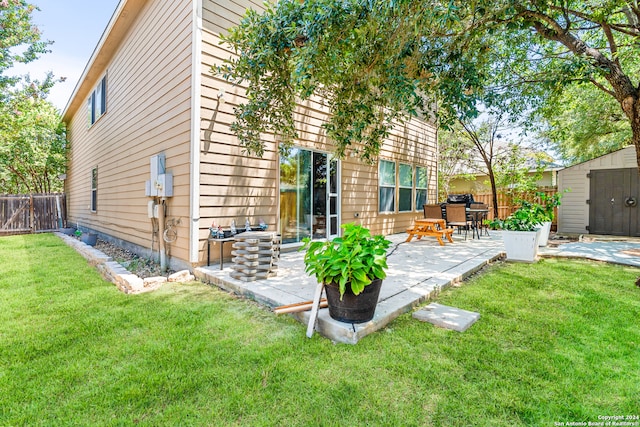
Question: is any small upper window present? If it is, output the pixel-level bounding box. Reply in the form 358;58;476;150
88;75;107;126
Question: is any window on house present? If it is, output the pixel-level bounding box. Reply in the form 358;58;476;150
416;166;428;209
91;167;98;212
379;160;396;213
88;75;107;126
399;163;413;212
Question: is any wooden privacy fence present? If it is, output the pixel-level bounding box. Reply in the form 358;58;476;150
0;194;67;235
472;187;558;228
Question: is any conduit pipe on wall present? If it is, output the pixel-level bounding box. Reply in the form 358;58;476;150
158;199;167;272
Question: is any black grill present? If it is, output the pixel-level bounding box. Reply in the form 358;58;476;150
446;194;475;207
440;194;476;220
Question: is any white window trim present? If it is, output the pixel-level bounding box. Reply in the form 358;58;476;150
379;159;396;213
90;167;98;213
415;166;428;211
88;74;107;127
398;163;413;212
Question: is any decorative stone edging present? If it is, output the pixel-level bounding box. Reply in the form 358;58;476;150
56;232;194;294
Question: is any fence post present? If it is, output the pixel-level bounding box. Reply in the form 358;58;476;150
56;195;63;229
29;194;35;233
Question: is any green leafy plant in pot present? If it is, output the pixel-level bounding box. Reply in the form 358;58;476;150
536;192;562;222
491;202;542;262
491;200;543;232
300;223;391;323
533;191;563;246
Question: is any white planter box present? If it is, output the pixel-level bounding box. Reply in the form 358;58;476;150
502;230;540;262
537;221;552;247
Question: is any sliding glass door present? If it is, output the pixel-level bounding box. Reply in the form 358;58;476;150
280;148;339;244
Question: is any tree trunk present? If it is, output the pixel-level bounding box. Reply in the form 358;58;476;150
626;97;640;173
487;167;499;218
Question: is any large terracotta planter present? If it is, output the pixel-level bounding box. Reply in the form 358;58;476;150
324;278;383;323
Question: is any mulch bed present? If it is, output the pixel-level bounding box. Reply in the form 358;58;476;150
94;239;175;278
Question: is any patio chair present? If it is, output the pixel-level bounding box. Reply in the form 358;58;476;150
423;204;443;220
445;204;472;240
470;203;490;236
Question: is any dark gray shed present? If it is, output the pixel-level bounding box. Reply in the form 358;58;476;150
558;146;640;236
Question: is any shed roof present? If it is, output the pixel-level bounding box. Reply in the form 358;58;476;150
558;145;636;173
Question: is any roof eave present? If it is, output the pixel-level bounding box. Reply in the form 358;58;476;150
61;0;148;123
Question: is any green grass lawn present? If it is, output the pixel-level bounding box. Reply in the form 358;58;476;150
1;233;639;426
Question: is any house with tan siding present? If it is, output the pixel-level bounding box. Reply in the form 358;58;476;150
62;0;438;271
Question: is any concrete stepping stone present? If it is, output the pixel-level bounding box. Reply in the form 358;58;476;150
413;303;480;332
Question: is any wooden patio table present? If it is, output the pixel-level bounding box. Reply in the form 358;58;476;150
406;218;454;246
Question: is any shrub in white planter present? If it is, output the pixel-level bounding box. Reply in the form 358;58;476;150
491;202;542;262
502;230;541;262
534;192;563;247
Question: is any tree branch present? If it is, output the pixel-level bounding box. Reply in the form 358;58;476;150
601;22;621;68
516;8;567;37
589;77;616;97
607;23;640;36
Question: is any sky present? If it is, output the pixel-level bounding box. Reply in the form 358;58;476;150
10;0;121;111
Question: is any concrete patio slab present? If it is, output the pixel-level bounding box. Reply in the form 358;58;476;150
539;240;640;267
195;231;505;344
413;303;480;332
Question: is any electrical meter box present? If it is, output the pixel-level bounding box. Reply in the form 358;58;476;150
156;173;173;198
150;153;165;181
146;153;170;197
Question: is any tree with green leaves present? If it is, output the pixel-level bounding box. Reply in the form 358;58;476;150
536;82;633;164
0;75;67;194
1;1;49;97
437;127;473;202
1;1;63;194
219;0;491;162
219;0;640;168
439;114;545;218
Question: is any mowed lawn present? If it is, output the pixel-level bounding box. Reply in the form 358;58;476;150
1;233;639;426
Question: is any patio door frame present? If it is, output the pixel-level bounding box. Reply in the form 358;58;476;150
278;147;341;245
326;153;340;240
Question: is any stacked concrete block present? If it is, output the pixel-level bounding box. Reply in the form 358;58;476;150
230;232;280;282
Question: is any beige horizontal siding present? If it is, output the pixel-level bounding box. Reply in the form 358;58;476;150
65;0;194;268
64;0;438;266
202;0;264;35
198;0;437;264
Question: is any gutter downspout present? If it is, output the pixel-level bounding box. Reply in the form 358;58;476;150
189;0;203;264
